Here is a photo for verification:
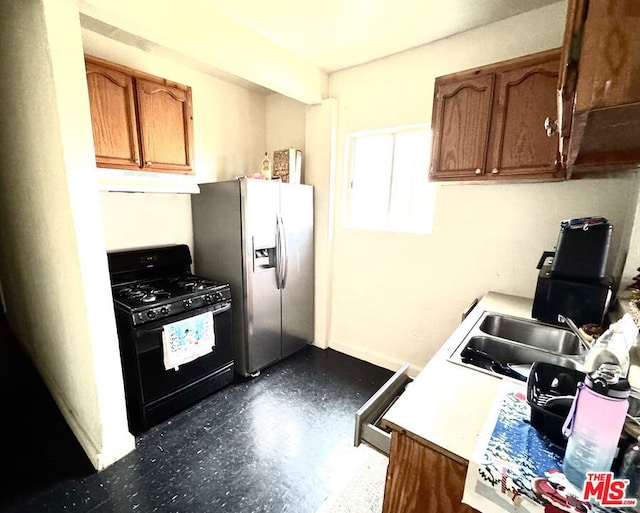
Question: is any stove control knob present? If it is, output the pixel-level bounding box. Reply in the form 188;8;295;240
204;294;213;303
147;310;157;319
160;307;169;316
183;299;193;309
215;292;224;301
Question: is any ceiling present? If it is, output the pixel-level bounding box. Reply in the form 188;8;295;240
202;0;562;72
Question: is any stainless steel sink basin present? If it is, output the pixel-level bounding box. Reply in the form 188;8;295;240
463;336;582;369
479;314;583;355
448;311;585;380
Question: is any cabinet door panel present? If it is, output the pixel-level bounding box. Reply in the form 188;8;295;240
575;0;640;112
488;57;560;178
136;78;194;174
557;0;587;170
86;61;140;169
430;74;494;180
565;0;640;174
382;431;477;513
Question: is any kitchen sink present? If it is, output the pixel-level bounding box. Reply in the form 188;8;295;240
449;312;585;380
479;314;583;354
462;336;582;370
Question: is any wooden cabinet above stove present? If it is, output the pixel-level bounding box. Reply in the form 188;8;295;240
85;56;194;175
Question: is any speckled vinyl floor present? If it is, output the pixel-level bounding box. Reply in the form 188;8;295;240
0;315;392;513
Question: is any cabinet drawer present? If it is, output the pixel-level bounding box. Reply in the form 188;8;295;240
354;363;413;455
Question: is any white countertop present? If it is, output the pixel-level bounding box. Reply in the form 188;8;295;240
381;291;535;464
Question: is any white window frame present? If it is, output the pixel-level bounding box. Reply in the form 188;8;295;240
344;123;435;235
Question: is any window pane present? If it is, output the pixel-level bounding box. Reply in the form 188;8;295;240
350;135;393;230
347;126;434;234
388;130;432;233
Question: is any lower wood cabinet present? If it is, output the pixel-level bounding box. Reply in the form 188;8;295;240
382;430;478;513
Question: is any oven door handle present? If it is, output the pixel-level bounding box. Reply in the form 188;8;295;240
135;302;232;337
211;302;232;315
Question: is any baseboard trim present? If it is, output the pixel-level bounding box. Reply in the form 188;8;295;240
327;339;422;376
311;339;329;350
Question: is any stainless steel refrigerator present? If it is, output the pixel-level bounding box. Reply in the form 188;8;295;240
191;178;314;377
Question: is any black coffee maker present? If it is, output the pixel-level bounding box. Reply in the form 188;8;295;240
532;217;615;327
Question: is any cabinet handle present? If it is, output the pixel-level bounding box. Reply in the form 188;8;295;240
544;117;558;137
145;161;153;166
491;168;499;174
135;159;141;165
474;168;482;175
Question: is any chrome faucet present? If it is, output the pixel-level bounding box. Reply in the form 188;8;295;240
557;314;592;352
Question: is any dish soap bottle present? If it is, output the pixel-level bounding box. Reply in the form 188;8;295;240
261;152;272;180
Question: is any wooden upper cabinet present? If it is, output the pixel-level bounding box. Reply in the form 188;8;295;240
85;61;140;169
85;56;195;175
487;55;560;178
429;49;562;182
431;74;494;179
560;0;640;174
135;78;193;173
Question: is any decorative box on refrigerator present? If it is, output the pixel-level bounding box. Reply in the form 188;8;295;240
272;148;302;184
191;178;314;377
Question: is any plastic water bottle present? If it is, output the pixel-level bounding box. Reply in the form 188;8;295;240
562;363;630;489
582;319;632;377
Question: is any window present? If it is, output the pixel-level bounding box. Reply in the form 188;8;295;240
346;125;435;234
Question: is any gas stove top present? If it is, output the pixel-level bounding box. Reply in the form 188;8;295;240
114;276;225;308
112;275;231;326
108;244;233;326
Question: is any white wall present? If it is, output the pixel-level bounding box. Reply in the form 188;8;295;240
266;94;307;174
100;193;195;251
0;0;134;469
325;1;640;374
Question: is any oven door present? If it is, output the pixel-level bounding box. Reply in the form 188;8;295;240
134;302;233;407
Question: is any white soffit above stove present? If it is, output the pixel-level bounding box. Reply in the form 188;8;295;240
201;0;564;73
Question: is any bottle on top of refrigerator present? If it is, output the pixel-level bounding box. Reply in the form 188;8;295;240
261;152;272;180
562;363;630;489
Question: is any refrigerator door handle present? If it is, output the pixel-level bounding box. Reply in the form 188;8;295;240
275;214;283;289
280;214;289;290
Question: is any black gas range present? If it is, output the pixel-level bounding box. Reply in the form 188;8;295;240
108;244;234;434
